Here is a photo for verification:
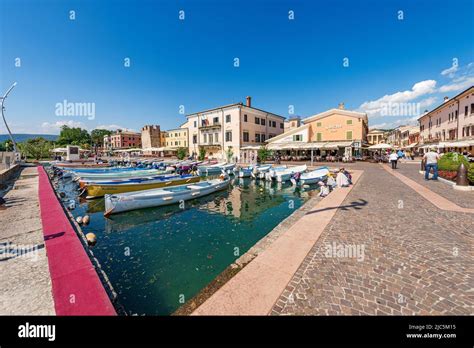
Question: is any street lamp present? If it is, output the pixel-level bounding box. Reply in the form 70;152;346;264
1;82;18;154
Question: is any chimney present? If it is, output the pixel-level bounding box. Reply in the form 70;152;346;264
338;102;345;110
246;96;251;107
443;96;449;102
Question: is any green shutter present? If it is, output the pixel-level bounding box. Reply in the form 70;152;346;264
347;119;352;125
316;122;322;127
346;131;352;140
317;133;322;141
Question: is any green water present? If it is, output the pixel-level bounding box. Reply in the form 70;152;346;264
59;177;317;315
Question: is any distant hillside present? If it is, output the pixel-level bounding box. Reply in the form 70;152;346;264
0;134;58;143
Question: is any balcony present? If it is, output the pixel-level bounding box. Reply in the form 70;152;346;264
199;122;221;130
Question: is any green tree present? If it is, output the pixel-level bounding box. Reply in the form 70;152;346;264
257;146;271;163
226;146;234;162
1;139;14;151
90;129;112;147
176;147;187;160
198;146;206;161
57;125;91;146
19;137;53;160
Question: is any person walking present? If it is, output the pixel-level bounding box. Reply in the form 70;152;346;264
389;151;399;169
423;148;440;180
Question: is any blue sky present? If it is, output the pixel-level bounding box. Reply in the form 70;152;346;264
1;0;473;134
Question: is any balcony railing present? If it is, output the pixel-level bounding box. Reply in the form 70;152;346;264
199;122;221;129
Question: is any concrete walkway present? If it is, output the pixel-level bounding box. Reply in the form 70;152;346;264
272;163;473;315
192;170;363;315
0;167;55;315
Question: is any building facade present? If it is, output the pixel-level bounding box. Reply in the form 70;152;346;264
284;116;302;131
105;129;142;149
266;104;368;159
164;127;188;150
186;96;285;161
418;86;474;154
367;129;388;145
141;125;161;148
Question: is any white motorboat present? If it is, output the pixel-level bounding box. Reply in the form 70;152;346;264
275;165;308;182
291;166;329;185
264;165;288;181
104;176;231;216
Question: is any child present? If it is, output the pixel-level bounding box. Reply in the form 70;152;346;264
318;181;330;197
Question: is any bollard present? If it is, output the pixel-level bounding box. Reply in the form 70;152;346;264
456;163;469;186
421;158;426;172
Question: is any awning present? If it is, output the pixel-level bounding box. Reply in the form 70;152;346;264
368;143;392;150
267;141;353;151
406;143;418;148
241;145;261;150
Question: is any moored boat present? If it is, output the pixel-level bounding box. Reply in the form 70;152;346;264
275;165;308;182
104;176;231;216
85;174;200;198
250;164;272;179
74;169;171;181
238;166;254;178
292;166;329;185
264;165;288;181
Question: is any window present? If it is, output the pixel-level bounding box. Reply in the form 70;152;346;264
261;119;266;126
293;134;302;141
346;131;353;140
280;123;284;129
261;134;266;142
225;131;232;142
471;103;474;114
214;133;219;142
455;110;458;119
465;106;469;116
192;135;197;144
316;122;322;127
209;134;213;143
255;117;260;125
347;119;352;125
213;117;219;124
243;131;249;142
316;133;322;141
244;114;248;122
226;114;231;123
255;133;261;142
269;134;275;139
203;134;207;143
194;121;197;127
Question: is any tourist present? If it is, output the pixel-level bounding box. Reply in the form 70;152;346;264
389;151;399;169
340;167;352;184
423;147;440;181
326;174;337;190
318;181;330;197
336;169;350;187
397;149;404;159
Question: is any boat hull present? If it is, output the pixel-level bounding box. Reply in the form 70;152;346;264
276;165;308;182
104;178;230;215
86;175;200;198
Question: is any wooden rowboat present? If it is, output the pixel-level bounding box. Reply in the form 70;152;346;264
85;175;200;198
104;177;231;216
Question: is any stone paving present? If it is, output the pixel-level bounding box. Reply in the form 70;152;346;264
396;163;474;209
0;167;55;315
272;162;473;315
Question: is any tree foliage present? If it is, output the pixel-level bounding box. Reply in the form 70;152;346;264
257;146;271;163
56;125;91;147
198;146;206;161
90;129;112;146
18;137;53;160
176;147;187;160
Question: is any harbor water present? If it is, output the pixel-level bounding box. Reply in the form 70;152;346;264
58;176;318;315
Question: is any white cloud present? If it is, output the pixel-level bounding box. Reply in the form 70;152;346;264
441;64;458;77
359;80;437;117
438;76;474;93
40;120;87;134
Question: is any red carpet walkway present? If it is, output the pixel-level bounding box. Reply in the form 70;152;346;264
37;166;116;315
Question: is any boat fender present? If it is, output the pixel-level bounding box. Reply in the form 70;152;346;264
83;215;90;225
76;216;83;224
85;233;97;246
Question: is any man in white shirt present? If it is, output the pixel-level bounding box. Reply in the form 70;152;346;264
389;151;399;169
423;148;440;180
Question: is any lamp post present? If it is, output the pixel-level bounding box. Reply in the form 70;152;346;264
1;82;18;155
